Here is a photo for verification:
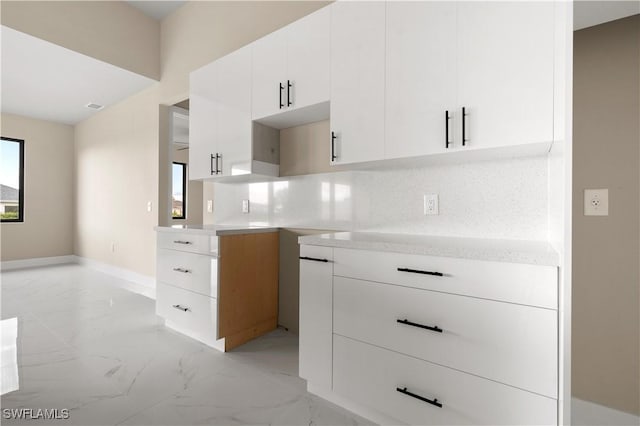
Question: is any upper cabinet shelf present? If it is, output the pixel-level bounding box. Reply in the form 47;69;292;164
189;1;557;181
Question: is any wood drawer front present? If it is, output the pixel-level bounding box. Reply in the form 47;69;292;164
157;249;218;298
333;335;557;426
333;277;557;398
333;248;557;309
156;282;218;344
157;232;218;255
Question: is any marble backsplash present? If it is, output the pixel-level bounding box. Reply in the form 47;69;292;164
210;156;549;241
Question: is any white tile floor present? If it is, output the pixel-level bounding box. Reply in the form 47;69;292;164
0;264;371;426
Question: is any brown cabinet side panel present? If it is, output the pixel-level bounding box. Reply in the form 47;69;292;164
218;232;279;349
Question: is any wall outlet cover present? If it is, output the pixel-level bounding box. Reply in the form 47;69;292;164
424;193;439;215
584;189;608;216
242;199;250;214
207;200;213;213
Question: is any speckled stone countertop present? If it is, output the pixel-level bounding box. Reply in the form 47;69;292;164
298;231;559;266
155;225;279;236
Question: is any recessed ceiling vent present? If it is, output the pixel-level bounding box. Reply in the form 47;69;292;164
85;102;104;110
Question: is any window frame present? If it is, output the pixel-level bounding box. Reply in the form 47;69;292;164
172;161;187;220
1;137;25;223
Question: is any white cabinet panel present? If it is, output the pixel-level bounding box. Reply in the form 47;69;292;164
157;231;218;255
299;245;333;389
456;1;554;149
157;248;218;298
156;282;219;346
333;276;558;397
251;29;287;120
333;335;557;426
333;248;558;309
330;1;385;165
189;62;217;180
286;7;330;112
215;46;252;177
385;1;457;159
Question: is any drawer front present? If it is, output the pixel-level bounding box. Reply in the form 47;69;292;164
157;231;218;255
156;282;218;344
157;248;218;298
333;335;557;426
333;248;557;309
334;276;557;397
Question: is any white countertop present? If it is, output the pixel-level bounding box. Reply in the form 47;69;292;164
298;231;559;266
155;225;279;236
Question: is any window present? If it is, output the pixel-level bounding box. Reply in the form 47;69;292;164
172;162;186;219
1;137;24;222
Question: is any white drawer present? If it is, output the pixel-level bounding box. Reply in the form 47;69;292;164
157;231;218;255
157;248;218;297
333;335;557;426
334;276;557;398
333;248;557;309
156;282;219;346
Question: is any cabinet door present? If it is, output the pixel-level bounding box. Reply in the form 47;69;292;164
299;245;333;389
385;2;457;159
330;1;385;165
456;2;554;149
251;29;287;120
286;7;330;111
189;62;217;180
215;47;252;177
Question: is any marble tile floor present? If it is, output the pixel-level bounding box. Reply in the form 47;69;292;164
0;264;372;426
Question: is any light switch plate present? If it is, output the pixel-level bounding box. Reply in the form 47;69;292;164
207;200;213;213
242;199;250;214
584;189;608;216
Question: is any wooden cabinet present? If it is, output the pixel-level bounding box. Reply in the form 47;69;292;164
298;245;333;389
329;1;385;165
156;229;279;351
385;1;457;159
456;1;555;150
252;7;330;121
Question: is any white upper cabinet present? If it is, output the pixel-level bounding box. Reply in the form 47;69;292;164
215;46;253;177
456;1;555;150
330;1;385;165
385;1;457;159
252;7;330;121
286;7;330;112
251;29;287;120
189;61;217;180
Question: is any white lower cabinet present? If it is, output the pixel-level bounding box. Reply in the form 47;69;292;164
333;335;557;426
299;244;559;425
156;282;219;347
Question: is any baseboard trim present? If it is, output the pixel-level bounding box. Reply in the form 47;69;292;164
572;398;639;426
0;255;76;271
73;256;155;299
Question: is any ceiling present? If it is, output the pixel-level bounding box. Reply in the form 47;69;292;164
574;0;640;30
126;1;186;20
1;26;156;125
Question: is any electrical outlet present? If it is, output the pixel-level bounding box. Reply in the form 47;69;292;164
584;189;608;216
242;199;250;214
110;242;115;252
424;194;439;215
147;201;152;212
207;200;213;213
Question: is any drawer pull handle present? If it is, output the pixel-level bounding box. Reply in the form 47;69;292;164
397;267;443;277
172;267;191;274
397;387;442;408
173;240;192;245
299;256;329;263
172;304;190;312
397;318;443;333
